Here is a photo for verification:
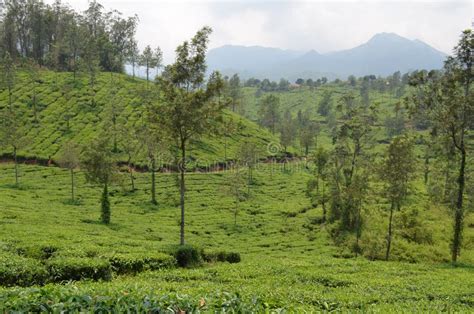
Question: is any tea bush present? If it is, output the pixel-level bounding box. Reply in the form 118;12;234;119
109;252;176;274
47;257;112;282
174;245;202;268
0;253;48;287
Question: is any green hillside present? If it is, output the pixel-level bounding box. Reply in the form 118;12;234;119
0;70;278;167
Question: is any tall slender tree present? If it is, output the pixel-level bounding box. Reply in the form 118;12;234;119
258;94;280;134
379;135;416;260
153;27;225;245
58;141;81;202
139;45;162;83
82;136;117;224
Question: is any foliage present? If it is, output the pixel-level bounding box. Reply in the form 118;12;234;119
0;253;48;287
174;245;202;268
47;257;112;282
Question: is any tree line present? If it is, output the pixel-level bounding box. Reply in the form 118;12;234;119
303;30;473;263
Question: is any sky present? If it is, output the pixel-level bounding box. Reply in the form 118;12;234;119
45;0;473;63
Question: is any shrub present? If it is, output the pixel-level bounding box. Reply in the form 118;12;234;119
101;185;111;224
0;253;48;287
109;253;176;274
226;252;241;263
360;230;385;261
202;250;241;264
398;208;433;245
16;244;59;260
47;257;112;282
174;245;202;268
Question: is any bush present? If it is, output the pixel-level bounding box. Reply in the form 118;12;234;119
109;253;176;274
0;253;48;287
226;252;241;263
47;257;112;282
202;250;241;264
174;245;202;268
15;244;60;260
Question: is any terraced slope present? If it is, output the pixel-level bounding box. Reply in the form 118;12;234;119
0;70;278;166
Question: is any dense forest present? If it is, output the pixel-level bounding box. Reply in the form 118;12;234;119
0;0;473;312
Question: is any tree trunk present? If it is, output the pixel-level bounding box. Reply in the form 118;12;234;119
322;183;326;222
385;200;395;261
179;142;186;245
101;182;110;224
70;168;75;201
234;202;238;226
129;166;135;191
247;166;252;196
151;157;157;205
451;145;466;263
8;87;13;110
224;134;227;161
13;146;18;185
424;155;429;185
33;92;38;123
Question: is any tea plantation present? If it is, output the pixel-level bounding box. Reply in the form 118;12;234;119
0;161;473;312
0;70;277;167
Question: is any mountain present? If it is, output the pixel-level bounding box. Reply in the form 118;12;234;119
206;45;303;79
207;33;447;80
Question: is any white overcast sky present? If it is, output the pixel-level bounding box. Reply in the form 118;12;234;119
45;0;473;63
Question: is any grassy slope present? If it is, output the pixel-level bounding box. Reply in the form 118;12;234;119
0;70;277;166
0;163;473;311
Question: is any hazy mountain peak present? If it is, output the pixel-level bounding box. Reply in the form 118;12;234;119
207;33;447;80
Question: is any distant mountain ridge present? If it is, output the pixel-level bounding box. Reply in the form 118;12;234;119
206;33;447;80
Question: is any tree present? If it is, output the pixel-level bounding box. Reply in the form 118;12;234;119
82;137;117;224
258;94;280;134
409;30;473;262
60;11;83;80
128;40;140;78
221;116;237;161
379;135;416;260
227;74;241;112
237;141;260;195
26;60;41;123
109;12;138;72
279;109;295;152
137;119;165;206
57;141;81;202
306;147;330;221
139;45;162;83
223;166;247;226
81;33;100;106
278;78;290;91
298;109;320;156
328;93;377;252
153;27;225;245
317;92;332;117
1;52;15;110
384;102;406;139
0;109;28;185
348;75;357;87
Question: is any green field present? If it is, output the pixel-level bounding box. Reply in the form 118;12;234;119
0;161;473;311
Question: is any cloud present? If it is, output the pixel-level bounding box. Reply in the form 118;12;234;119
44;0;472;63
